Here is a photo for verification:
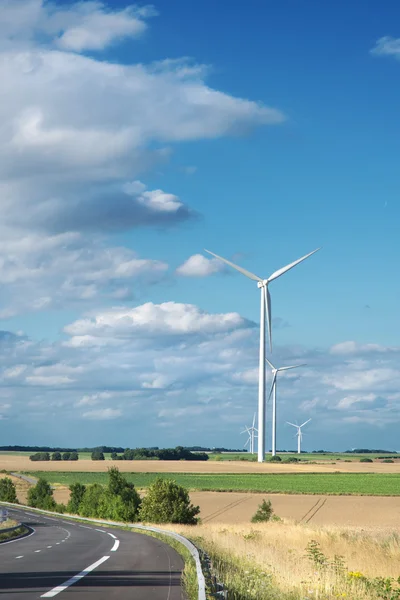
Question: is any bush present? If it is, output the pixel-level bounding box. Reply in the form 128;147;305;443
360;458;373;463
52;452;62;461
283;456;299;463
383;459;394;463
79;483;104;517
29;452;50;461
67;483;86;514
139;478;200;524
251;499;274;523
62;452;71;461
100;467;141;522
91;451;105;461
27;478;56;510
270;455;282;462
0;477;18;503
70;451;79;461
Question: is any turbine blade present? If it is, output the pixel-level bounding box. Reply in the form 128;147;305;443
252;412;256;428
244;438;250;447
286;421;298;428
278;364;307;371
267;373;276;402
267;248;321;283
204;250;262;281
299;418;311;428
265;285;272;352
265;356;275;370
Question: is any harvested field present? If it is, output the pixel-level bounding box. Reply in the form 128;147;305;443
3;454;400;473
0;473;30;504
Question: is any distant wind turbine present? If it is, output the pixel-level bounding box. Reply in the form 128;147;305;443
266;358;306;457
240;413;258;454
204;247;320;463
287;419;312;454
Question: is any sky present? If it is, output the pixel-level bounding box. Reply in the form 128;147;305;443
0;0;399;451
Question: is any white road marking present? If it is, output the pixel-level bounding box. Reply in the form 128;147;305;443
47;546;52;549
110;539;119;552
95;528;105;533
35;550;41;553
0;526;35;545
40;555;110;598
107;532;117;539
56;542;60;545
79;525;92;530
15;556;23;559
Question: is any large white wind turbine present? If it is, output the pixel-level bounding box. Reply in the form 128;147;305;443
266;358;306;457
287;419;312;454
240;413;258;454
205;247;319;462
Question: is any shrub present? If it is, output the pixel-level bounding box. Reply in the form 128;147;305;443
79;483;104;518
383;459;394;463
283;456;299;463
27;478;56;510
270;455;282;462
51;452;62;461
360;457;373;463
62;452;71;461
0;477;18;503
67;483;86;514
251;499;274;523
139;478;200;524
70;451;79;461
29;452;50;461
91;451;105;461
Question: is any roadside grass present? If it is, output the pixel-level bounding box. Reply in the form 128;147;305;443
0;518;18;529
23;471;400;495
0;524;28;542
169;521;400;599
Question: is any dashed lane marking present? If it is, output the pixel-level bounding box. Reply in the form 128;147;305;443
15;556;23;559
110;539;119;552
40;555;110;598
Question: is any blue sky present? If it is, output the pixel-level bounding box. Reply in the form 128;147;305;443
0;0;399;450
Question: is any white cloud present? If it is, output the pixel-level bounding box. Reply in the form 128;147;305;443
82;407;122;420
371;36;400;59
330;341;395;355
75;392;112;407
176;254;225;277
64;301;252;342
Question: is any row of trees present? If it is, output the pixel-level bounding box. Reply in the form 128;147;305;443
109;446;209;461
24;468;200;524
30;452;79;462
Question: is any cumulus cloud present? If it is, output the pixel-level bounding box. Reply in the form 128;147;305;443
64;301;253;345
330;341;396;355
176;254;226;277
82;408;122;420
371;36;400;59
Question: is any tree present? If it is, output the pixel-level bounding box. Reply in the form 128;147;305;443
62;452;71;461
70;451;79;461
139;478;200;525
52;452;62;461
67;483;86;514
29;452;50;461
91;451;105;461
0;477;18;503
251;499;273;523
79;484;104;518
27;478;56;510
100;467;141;522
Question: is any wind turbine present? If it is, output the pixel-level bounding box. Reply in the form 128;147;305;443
240;413;258;454
266;358;306;456
204;247;320;463
287;419;311;454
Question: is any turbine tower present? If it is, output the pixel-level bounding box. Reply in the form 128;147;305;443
266;358;306;457
287;419;311;454
240;413;258;454
205;247;319;463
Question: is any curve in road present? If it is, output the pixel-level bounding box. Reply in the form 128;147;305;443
0;507;185;599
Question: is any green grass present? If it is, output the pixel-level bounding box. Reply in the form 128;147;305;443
24;471;400;496
208;452;399;462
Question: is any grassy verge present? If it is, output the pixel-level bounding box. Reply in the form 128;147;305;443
24;471;400;495
168;521;400;600
0;524;29;543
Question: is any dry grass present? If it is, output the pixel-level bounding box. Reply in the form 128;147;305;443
3;455;400;473
169;520;400;599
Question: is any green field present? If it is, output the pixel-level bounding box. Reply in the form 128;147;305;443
24;471;400;495
208;452;399;462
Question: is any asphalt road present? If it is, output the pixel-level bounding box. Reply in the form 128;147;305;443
0;507;185;599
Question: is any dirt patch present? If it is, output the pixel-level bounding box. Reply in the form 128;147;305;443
0;473;30;504
3;455;400;474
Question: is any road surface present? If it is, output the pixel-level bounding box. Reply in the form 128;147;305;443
0;507;185;599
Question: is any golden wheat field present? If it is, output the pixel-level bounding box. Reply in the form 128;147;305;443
2;455;400;473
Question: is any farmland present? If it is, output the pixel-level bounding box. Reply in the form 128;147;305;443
24;470;400;495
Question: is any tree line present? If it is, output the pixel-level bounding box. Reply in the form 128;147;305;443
109;446;209;461
0;469;200;525
30;452;79;461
